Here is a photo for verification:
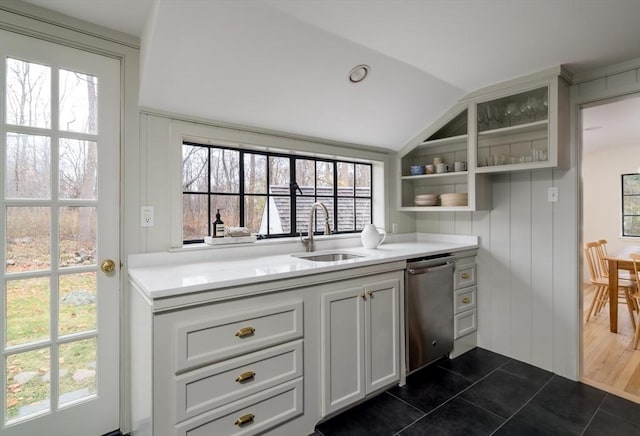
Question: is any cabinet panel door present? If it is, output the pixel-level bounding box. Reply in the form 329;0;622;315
364;279;401;394
320;286;365;416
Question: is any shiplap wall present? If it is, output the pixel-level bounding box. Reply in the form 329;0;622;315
416;169;559;372
415;59;640;379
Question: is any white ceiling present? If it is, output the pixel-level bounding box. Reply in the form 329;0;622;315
23;0;640;151
582;94;640;154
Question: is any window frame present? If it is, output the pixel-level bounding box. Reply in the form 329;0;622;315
622;173;640;238
182;141;373;244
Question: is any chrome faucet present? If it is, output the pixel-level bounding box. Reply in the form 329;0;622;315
301;202;331;252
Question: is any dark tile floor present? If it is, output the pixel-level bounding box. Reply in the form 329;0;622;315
315;347;640;436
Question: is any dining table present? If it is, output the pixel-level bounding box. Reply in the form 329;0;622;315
604;245;640;333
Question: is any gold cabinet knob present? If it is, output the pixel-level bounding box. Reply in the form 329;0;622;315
235;371;256;383
235;327;255;338
101;259;116;274
367;290;373;297
462;297;471;304
235;413;255;427
461;272;470;279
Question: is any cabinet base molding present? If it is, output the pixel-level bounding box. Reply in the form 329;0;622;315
449;332;477;359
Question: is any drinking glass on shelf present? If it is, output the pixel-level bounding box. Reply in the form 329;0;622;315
505;103;517;126
478;109;488;131
489;106;503;129
532;149;548;162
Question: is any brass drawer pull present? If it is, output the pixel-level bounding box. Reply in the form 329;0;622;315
234;413;255;427
235;327;255;338
461;272;470;279
367;290;373;297
235;371;256;383
462;297;471;304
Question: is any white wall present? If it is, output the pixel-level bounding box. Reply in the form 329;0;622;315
582;144;640;281
415;59;640;380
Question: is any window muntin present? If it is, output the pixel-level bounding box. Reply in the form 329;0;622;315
622;173;640;237
182;142;372;243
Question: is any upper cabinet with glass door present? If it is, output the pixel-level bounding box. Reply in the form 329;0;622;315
397;67;570;212
473;73;570;173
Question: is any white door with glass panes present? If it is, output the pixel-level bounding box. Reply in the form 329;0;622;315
0;30;120;434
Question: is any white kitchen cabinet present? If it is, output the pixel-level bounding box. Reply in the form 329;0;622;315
129;261;407;436
398;67;570;212
129;286;308;436
450;251;479;358
320;276;401;416
453;254;478;340
473;73;570;173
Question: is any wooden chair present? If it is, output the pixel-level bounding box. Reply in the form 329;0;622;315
628;253;640;349
597;239;635;281
584;241;636;327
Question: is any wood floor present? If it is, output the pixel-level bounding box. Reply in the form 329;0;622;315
582;283;640;403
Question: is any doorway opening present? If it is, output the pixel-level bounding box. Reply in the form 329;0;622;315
580;92;640;402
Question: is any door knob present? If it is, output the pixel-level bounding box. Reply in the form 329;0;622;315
101;259;116;274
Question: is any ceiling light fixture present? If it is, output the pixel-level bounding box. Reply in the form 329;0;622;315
349;64;370;83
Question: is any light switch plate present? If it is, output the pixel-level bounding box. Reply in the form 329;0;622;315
547;187;558;202
141;206;154;227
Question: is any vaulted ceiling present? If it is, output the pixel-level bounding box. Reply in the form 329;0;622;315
22;0;640;150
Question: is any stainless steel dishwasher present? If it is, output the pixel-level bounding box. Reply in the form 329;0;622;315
406;254;455;373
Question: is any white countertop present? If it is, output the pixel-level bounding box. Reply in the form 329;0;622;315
128;233;478;300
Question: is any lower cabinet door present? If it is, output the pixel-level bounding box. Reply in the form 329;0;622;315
454;309;477;339
174;378;303;436
320;286;365;416
364;279;400;394
320;277;402;417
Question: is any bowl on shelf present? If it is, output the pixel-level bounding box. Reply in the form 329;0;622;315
414;194;439;206
440;193;468;207
410;165;426;175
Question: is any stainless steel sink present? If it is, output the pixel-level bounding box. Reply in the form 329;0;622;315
292;252;365;262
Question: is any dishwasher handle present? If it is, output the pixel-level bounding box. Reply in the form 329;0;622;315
407;261;454;275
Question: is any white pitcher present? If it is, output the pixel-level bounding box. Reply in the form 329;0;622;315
361;224;387;249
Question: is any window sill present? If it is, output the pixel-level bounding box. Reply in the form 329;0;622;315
170;233;362;253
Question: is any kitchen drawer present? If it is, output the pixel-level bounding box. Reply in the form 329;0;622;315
174;378;303;436
175;340;303;422
454;309;477;339
454;286;476;314
454;264;476;289
175;301;303;372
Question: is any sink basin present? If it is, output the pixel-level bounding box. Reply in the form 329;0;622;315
292;252;365;262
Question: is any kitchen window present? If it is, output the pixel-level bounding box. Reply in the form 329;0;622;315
182;142;373;243
622;173;640;237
